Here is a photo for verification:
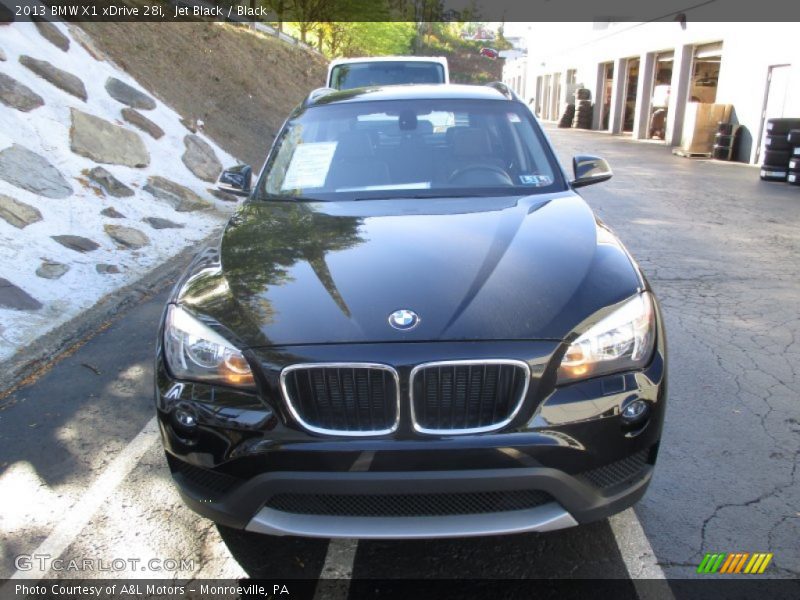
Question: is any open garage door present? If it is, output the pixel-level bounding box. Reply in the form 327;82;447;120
622;57;640;133
648;51;673;140
690;42;722;103
755;64;792;164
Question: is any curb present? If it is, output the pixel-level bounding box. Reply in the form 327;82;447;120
0;231;221;401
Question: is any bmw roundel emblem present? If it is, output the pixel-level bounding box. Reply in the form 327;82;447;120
388;309;420;331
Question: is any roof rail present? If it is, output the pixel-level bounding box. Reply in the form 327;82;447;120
485;81;519;101
306;87;338;106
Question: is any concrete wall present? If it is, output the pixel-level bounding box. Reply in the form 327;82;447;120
713;24;800;163
503;22;800;164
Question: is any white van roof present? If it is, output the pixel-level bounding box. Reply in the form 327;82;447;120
327;56;449;87
329;56;448;65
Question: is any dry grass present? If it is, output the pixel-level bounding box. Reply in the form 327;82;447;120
78;21;327;167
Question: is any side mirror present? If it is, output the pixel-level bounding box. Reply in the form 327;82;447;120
218;164;252;197
570;155;612;188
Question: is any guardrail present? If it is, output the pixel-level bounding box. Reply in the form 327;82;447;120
251;21;323;56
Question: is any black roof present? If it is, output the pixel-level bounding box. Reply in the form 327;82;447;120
307;84;513;107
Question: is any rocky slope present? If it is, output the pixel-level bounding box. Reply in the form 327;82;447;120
0;20;240;362
78;22;327;168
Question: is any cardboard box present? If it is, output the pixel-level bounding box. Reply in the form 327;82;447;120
680;103;733;154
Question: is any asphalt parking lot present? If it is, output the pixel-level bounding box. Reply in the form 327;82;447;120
1;125;798;593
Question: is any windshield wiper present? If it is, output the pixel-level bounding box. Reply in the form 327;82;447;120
259;193;326;202
354;193;487;201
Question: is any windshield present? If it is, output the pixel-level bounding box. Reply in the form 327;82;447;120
258;98;565;201
330;62;445;90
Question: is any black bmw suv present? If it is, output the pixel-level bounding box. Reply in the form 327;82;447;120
155;83;666;538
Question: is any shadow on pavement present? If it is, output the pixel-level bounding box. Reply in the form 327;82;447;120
216;525;331;579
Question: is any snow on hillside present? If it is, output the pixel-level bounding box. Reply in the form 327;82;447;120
0;21;240;362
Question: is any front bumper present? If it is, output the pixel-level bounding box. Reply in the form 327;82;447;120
170;458;655;538
156;336;666;538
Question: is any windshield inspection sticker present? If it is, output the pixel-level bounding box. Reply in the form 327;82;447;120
519;174;553;186
282;142;337;190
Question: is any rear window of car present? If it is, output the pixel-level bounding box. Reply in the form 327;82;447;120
259;98;565;201
330;62;445;90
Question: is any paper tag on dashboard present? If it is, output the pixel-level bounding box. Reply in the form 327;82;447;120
282;142;337;190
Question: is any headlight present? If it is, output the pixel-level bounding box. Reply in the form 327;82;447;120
557;293;655;384
163;304;255;390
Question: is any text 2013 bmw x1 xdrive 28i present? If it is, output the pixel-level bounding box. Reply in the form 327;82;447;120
155;83;666;538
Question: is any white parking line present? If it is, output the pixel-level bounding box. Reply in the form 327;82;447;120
310;451;375;598
313;538;359;600
609;509;676;600
6;417;159;582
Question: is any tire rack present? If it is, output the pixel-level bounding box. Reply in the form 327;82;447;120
558;104;575;128
788;129;800;186
572;88;593;129
760;118;800;183
713;122;740;161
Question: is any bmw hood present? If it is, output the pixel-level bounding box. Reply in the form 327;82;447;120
175;194;643;348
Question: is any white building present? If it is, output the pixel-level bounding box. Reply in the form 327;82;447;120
503;22;800;164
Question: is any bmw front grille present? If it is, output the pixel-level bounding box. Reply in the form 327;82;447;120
281;360;530;437
409;360;531;434
280;363;401;436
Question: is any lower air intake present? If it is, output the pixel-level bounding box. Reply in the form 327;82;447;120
579;449;651;489
265;489;553;517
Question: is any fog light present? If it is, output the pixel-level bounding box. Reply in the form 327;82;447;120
173;405;198;430
621;399;649;423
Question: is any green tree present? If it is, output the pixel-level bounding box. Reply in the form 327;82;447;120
282;0;330;42
299;20;416;58
340;22;416;56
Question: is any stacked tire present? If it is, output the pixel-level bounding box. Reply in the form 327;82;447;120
573;101;593;129
788;129;800;186
712;122;739;161
760;118;800;181
571;88;592;129
558;103;575;128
